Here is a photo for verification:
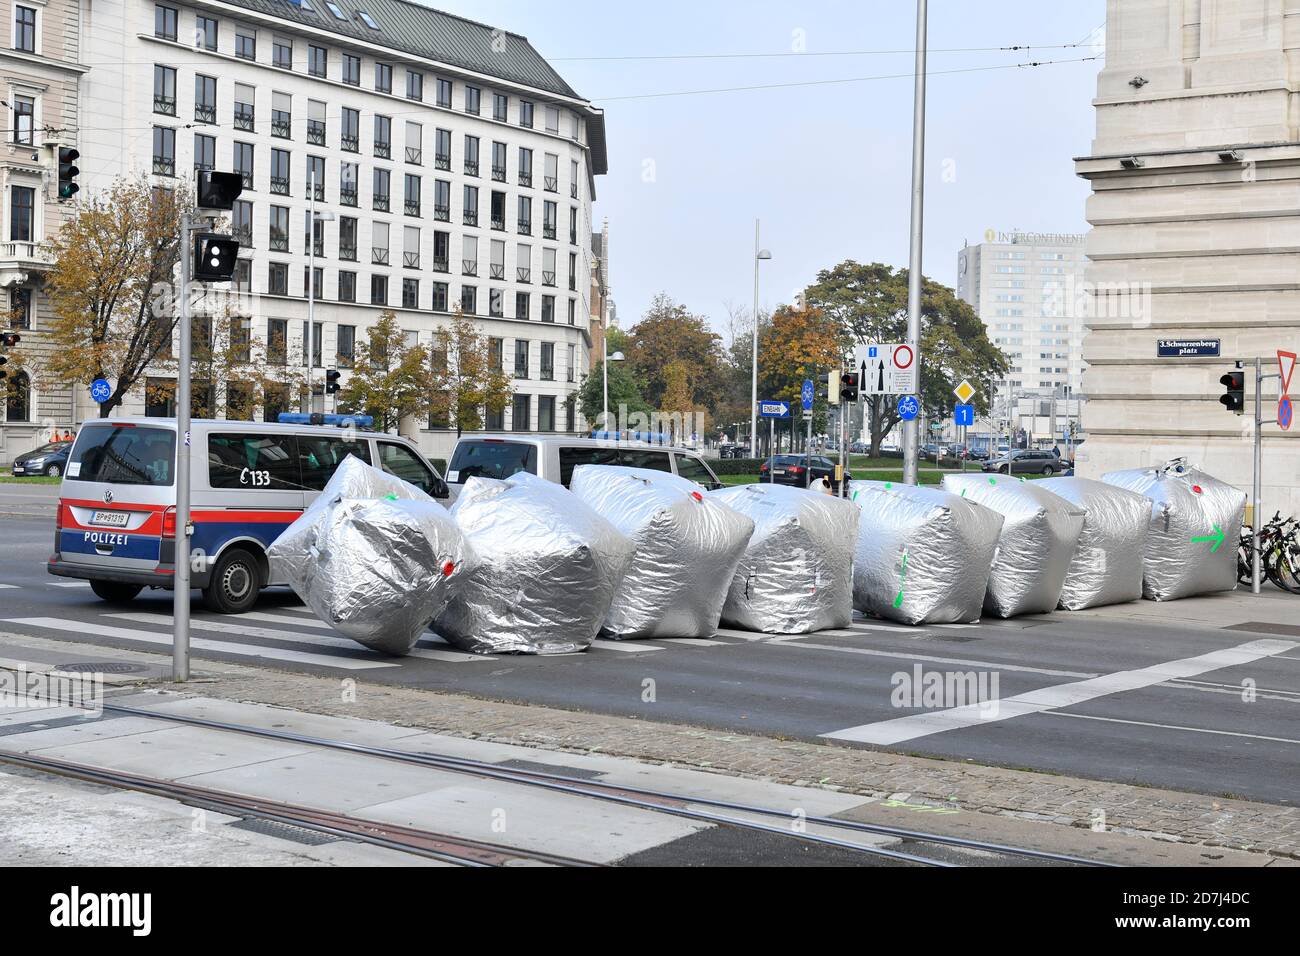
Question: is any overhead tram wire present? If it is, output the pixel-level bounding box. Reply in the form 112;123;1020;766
552;41;1099;62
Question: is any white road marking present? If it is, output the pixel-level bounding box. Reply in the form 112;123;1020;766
589;639;664;654
710;627;774;642
1045;711;1300;746
0;584;18;589
820;638;1299;746
48;582;88;588
3;617;397;670
105;612;494;663
238;610;335;630
769;641;1098;678
658;637;729;647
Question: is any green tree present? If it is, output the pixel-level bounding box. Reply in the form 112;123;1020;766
427;308;512;434
805;261;1007;454
579;356;651;430
758;304;847;442
626;294;723;411
337;311;427;432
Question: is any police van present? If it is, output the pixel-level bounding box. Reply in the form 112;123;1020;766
48;415;447;614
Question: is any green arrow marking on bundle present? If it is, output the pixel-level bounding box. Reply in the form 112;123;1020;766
1191;525;1225;553
893;549;908;609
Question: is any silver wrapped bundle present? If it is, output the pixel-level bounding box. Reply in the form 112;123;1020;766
941;474;1085;618
433;472;636;654
1037;476;1150;609
1102;459;1245;601
570;465;755;638
709;483;858;634
848;480;1003;625
268;456;472;655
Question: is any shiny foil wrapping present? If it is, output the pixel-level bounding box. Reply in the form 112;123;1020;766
709;483;859;634
941;474;1086;618
1037;476;1150;609
570;465;755;638
848;480;1003;625
433;472;636;654
1102;460;1245;601
268;456;472;655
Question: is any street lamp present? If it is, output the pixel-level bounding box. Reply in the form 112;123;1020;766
749;220;772;460
602;341;624;436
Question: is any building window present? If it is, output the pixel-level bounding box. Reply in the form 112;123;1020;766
271;92;291;138
9;185;34;242
541;295;555;324
465;85;480;115
154;5;177;41
461;285;476;315
434;179;450;221
307;155;325;199
336;324;356;365
464;135;479;176
568;298;576;325
10;288;31;329
194;75;216;124
512;393;530;430
268;263;288;296
152;126;175;176
303;268;323;302
5;370;31;421
235;28;255;60
463;185;478;227
152;67;176;117
273;38;292;69
307;100;326;145
491;142;507;182
342;53;360;86
308;44;327;77
436;77;452;108
520;100;534;128
196;15;217;51
270;148;290;195
489;287;503;317
493;93;508;122
338;216;357;260
514;340;529;379
269;205;289;251
338;271;356;303
405;121;422;164
402;278;419;309
515;291;530;320
404;174;421;216
517;196;532;235
372;168;390;212
406;69;423;101
341;107;360;152
231;199;252;246
432;281;448;312
374;114;391;158
234;83;255;130
375;62;392;93
340;162;358;206
304;209;324;256
370;274;388;306
566;343;576;383
434;128;451;169
538;395;555;431
540;343;555;382
518;147;532;187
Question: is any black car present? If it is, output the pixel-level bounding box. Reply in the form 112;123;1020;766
758;454;852;490
10;441;73;477
981;449;1069;476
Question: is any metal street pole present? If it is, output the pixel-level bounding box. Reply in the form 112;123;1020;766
769;419;775;482
173;213;194;682
602;333;609;431
1253;357;1263;594
749;221;771;458
838;399;848;498
307;168;317;412
902;0;928;486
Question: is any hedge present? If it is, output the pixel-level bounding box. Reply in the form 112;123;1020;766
709;457;766;475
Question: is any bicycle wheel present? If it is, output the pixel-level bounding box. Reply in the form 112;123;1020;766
1270;544;1300;593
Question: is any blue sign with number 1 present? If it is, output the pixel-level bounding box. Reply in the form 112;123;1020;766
954;404;975;427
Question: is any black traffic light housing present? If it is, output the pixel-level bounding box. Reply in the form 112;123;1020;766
0;332;19;348
1219;368;1245;414
57;147;79;200
197;170;245;210
192;233;240;282
325;369;341;394
0;354;7;382
840;371;859;403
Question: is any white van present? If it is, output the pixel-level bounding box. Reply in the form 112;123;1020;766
444;435;723;495
49;416;447;614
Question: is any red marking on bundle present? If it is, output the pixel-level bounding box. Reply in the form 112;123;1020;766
1192;485;1203;494
442;561;455;576
691;492;703;502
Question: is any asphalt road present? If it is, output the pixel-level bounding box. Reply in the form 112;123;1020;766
2;514;1298;806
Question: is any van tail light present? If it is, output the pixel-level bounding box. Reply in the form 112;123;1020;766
55;501;64;532
162;507;177;539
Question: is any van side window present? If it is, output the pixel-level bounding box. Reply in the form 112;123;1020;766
377;442;435;494
559;446;618;486
675;454;715;486
299;436;372;491
208;434;302;489
619;449;673;473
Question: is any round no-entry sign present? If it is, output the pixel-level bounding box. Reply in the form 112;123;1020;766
1280;395;1293;431
893;344;914;370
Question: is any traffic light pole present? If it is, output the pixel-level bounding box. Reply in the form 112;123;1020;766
1253;357;1262;595
902;0;928;487
173;212;195;681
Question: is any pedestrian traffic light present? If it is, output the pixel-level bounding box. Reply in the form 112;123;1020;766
57;147;79;200
326;369;341;394
824;370;840;402
196;170;244;210
192;233;240;282
1219;369;1245;414
840;371;859;403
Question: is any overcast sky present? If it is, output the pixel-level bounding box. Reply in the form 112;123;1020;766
428;0;1107;337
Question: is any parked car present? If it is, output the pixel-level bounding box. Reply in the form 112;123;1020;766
11;440;73;477
49;416;447;613
981;449;1070;476
758;454;852;491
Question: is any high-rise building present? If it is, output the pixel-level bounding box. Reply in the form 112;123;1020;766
957;230;1087;444
76;0;607;459
1076;0;1300;512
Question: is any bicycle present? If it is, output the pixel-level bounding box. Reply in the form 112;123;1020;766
1237;513;1300;592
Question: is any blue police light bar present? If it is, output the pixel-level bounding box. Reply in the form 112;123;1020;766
277;413;374;428
589;429;671;445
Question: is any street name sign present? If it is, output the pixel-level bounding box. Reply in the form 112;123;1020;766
1156;338;1220;358
759;400;790;419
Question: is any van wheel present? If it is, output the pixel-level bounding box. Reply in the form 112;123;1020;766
203;549;262;614
89;580;142;604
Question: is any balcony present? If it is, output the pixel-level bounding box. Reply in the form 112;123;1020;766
543;225;557;241
271;116;291;138
517;220;531;236
342;134;359;152
193;162;214;178
374;142;391;160
0;240;54;289
339;243;357;261
491;215;505;231
234;107;254;131
373;196;390;213
406;147;422;165
238;170;254;190
372;248;390;266
404;199;421;216
516;267;531;283
492;164;506;182
435;154;451;171
195;103;216;125
571;183;579;199
489;263;505;280
433;256;449;273
541;365;554;382
307;121;326;146
518;172;532;188
544;176;558;192
462;260;478;277
152;156;175;176
514;363;529;379
404;251;420;268
309;183;324;201
542;271;556;287
462;210;478;227
464;160;479;177
270;176;289;195
340;187;358;207
269;234;289;252
434;204;450;222
153;94;176;116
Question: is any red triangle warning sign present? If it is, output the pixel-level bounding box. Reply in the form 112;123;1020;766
1279;350;1297;396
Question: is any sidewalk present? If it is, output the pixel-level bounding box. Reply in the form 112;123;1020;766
0;629;1294;865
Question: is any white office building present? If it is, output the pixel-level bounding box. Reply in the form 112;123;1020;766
77;0;607;459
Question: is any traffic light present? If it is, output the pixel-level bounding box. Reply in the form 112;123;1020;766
196;170;244;210
824;369;840;402
326;369;341;394
192;233;240;282
1219;369;1245;414
57;147;79;200
840;371;859;403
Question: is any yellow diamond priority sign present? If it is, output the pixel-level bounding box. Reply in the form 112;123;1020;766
953;379;976;404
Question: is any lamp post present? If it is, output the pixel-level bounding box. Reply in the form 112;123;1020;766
902;0;928;485
602;340;624;435
749;220;772;462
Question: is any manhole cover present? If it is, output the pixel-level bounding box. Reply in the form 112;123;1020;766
57;662;152;674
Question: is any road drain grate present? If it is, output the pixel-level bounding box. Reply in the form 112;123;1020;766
56;662;153;675
229;817;340;846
